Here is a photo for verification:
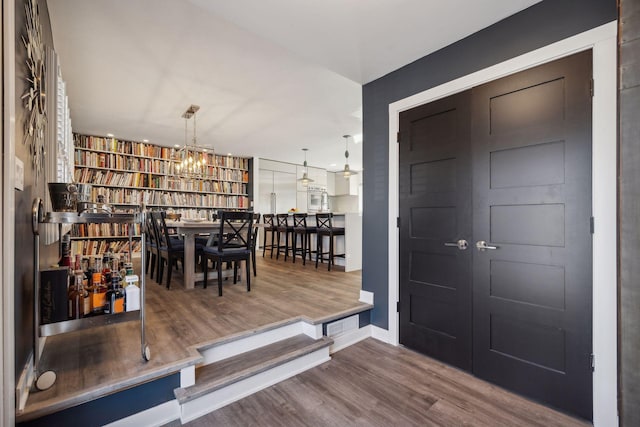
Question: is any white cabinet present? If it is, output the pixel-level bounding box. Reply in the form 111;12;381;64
333;172;359;196
326;172;336;196
258;169;296;214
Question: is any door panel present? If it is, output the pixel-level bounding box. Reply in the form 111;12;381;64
472;50;593;419
399;91;472;371
398;50;593;420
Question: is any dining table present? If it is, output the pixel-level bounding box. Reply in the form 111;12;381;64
165;219;223;290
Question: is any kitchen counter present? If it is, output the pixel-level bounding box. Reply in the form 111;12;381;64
281;212;362;272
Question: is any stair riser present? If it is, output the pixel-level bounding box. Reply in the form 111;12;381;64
200;321;310;366
180;347;330;424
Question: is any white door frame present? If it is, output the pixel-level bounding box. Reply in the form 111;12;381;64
2;0;16;424
384;22;618;427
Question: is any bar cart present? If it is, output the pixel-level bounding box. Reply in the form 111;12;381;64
31;198;150;390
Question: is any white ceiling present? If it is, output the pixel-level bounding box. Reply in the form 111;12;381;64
47;0;541;172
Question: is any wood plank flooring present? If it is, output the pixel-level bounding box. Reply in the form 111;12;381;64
179;338;591;427
19;254;365;420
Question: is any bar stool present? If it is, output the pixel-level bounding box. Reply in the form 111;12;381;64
315;213;345;271
292;213;316;265
261;214;277;258
275;213;294;261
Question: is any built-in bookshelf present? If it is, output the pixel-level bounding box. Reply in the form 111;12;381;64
71;133;252;255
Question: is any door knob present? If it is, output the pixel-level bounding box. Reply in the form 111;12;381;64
444;239;468;250
476;240;498;251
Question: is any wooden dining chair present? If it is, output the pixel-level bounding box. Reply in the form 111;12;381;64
202;211;253;296
151;211;188;289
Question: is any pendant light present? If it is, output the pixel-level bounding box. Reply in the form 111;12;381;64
174;105;213;182
342;135;358;178
297;148;314;187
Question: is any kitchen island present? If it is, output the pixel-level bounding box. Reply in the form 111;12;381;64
321;212;362;272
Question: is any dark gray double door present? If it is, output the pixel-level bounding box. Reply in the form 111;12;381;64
398;51;593;420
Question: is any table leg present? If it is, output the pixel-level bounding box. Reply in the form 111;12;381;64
183;231;196;290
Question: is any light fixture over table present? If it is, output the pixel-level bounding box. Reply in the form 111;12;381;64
297;148;314;187
341;135;357;179
173;105;213;181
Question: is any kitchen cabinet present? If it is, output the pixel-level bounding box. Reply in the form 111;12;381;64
332;172;359;196
258;169;296;214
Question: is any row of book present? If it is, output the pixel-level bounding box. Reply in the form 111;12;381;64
71;223;141;238
71;239;142;256
80;186;249;209
74;168;248;193
74;134;251;169
75;152;249;177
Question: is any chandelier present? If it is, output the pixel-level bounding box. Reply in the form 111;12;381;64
341;135;358;178
173;105;213;181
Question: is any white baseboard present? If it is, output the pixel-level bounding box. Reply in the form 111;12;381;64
371;325;393;345
329;325;372;353
104;400;180;427
181;348;330;424
359;290;374;305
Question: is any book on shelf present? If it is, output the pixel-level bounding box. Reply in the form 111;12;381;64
72;239;142;256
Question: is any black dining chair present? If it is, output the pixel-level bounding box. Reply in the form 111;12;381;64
251;213;261;276
315;213;345;271
275;213;294;261
262;214;276;258
292;213;316;265
202;211;253;296
151;211;184;288
144;212;159;280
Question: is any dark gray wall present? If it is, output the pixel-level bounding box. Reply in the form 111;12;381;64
14;0;59;378
362;0;617;329
619;1;640;425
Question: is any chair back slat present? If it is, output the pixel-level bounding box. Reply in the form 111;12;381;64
293;213;308;228
217;211;253;252
263;214;275;228
315;213;333;230
276;213;290;228
151;211;178;250
145;212;158;246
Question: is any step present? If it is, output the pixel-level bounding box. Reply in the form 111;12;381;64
175;335;333;423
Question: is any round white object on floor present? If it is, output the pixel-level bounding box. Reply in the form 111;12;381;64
35;371;56;391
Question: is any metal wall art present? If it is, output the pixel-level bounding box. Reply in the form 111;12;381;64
21;0;46;175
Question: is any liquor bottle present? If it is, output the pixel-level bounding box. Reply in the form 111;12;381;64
79;271;91;316
124;263;140;312
91;269;107;314
102;252;112;285
68;270;86;319
105;275;125;314
58;234;73;268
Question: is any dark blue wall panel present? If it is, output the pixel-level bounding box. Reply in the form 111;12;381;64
362;0;616;329
18;373;180;427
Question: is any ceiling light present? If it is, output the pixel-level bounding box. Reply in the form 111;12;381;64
173;105;214;182
142;139;149;143
297;148;314;187
341;135;358;179
106;133;114;137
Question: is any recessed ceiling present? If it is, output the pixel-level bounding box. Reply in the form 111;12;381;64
47;0;541;172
